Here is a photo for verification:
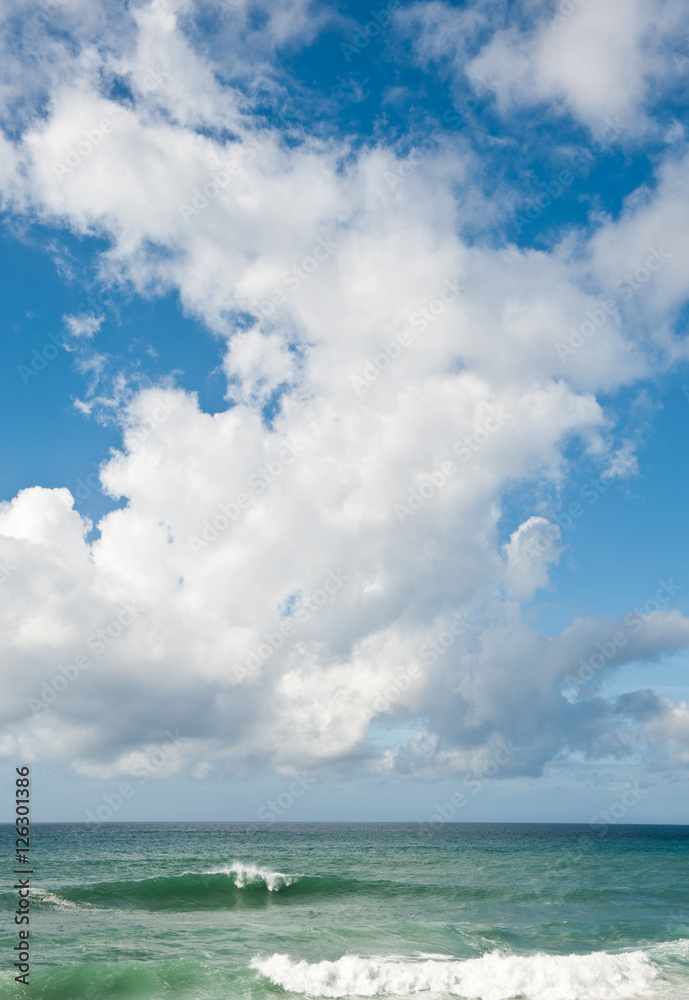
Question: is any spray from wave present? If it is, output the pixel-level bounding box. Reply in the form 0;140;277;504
30;888;97;912
204;861;299;891
251;949;659;999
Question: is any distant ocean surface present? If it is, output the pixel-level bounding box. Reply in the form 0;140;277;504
1;822;688;1000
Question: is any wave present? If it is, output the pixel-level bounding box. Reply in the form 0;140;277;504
52;861;301;910
202;861;298;891
31;866;589;914
1;957;241;1000
31;888;97;912
45;865;422;911
251;949;659;999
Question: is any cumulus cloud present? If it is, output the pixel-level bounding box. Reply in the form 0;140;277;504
396;0;689;136
503;517;561;602
0;0;688;784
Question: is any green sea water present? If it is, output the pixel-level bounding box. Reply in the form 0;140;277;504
1;822;688;999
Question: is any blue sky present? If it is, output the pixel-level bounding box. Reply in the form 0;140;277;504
1;0;689;824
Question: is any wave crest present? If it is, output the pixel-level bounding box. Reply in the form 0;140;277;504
251;949;658;1000
205;861;298;891
31;889;96;912
51;862;300;910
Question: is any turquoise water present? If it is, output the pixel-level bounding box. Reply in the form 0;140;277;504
1;822;688;999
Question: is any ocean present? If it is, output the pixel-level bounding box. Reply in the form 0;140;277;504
1;822;688;999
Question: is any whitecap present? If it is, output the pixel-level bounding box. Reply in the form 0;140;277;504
251;948;659;999
205;861;298;891
31;889;94;912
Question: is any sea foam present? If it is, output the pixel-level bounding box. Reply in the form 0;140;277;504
205;861;298;891
251;949;659;999
31;888;95;912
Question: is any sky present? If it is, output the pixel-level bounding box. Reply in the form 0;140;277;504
1;0;689;825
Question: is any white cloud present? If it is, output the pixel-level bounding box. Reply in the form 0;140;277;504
224;327;300;405
0;0;688;784
393;0;493;74
398;0;689;133
469;0;689;131
504;516;561;602
601;441;640;480
64;312;103;339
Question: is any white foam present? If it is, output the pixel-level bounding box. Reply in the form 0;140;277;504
251;949;659;999
205;861;298;891
31;889;93;912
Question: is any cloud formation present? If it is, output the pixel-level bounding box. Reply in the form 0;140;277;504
400;0;689;132
1;0;688;785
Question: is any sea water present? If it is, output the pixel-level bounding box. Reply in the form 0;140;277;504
1;822;688;999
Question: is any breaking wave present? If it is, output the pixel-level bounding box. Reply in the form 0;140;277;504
251;948;659;999
50;861;300;910
202;861;299;891
31;888;97;912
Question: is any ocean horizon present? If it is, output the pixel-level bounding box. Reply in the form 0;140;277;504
2;820;688;999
